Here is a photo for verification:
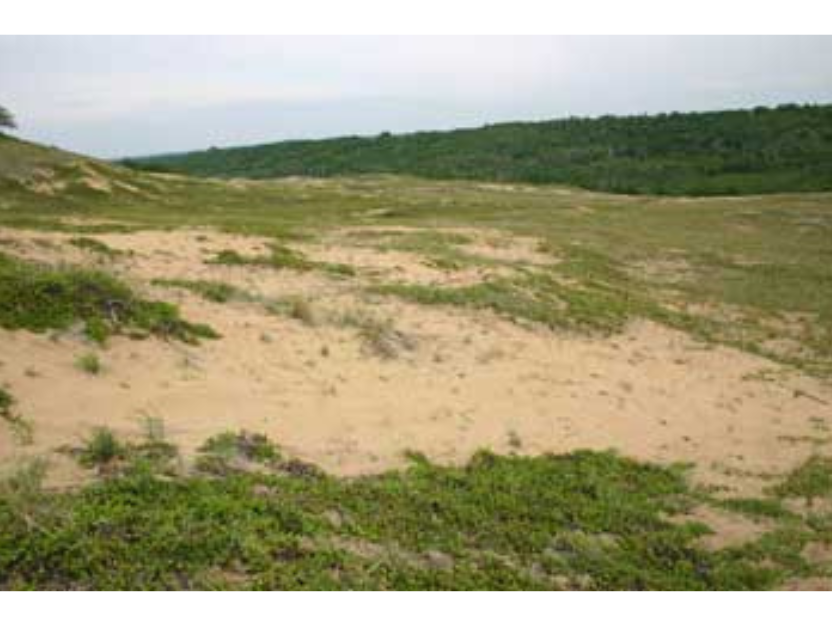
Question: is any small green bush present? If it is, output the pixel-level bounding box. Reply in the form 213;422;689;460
76;352;102;375
0;388;11;417
78;427;126;468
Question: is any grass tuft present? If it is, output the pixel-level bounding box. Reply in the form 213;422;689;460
78;427;126;469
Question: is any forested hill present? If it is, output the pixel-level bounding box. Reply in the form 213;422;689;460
126;103;832;195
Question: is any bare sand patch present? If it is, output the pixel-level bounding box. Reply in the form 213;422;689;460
1;224;831;498
2;298;831;497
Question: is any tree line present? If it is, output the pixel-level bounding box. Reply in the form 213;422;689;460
123;102;832;195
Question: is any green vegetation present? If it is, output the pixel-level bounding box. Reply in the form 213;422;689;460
197;430;283;475
77;427;126;468
131;104;832;196
358;229;505;271
0;388;12;418
68;236;122;258
265;295;317;325
75;352;103;375
208;243;354;277
374;269;645;335
771;456;832;507
0;388;32;445
69;422;178;475
0;251;218;344
152;278;251;304
0;104;15;131
715;497;797;522
3;428;831;590
5;432;824;590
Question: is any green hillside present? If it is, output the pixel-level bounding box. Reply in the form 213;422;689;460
128;103;832;195
0;133;159;203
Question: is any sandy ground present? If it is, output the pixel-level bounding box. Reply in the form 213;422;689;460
1;226;831;496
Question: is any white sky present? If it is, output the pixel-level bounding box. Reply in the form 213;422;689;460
2;36;831;158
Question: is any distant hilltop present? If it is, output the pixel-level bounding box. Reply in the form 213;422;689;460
125;103;832;196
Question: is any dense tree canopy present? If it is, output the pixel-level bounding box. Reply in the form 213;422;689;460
129;103;832;196
0;105;15;131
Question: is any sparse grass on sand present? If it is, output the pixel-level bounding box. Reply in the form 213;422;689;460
336;309;416;359
67;236;123;258
151;278;252;304
208;242;355;277
265;295;317;326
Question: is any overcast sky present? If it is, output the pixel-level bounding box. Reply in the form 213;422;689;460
2;36;831;158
